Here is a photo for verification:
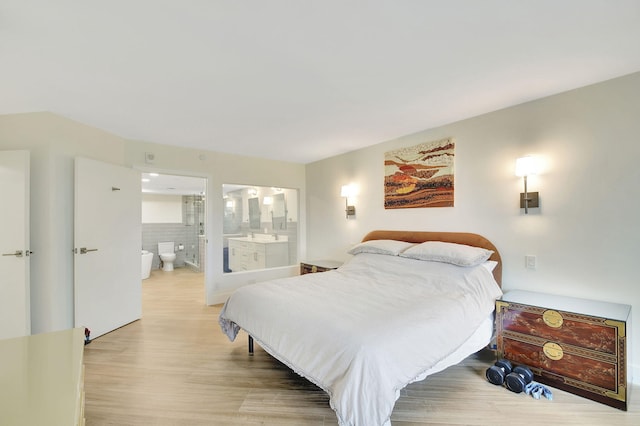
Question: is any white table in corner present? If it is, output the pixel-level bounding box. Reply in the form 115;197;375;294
0;327;86;426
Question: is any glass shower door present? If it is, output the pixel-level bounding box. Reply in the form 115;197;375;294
183;194;205;271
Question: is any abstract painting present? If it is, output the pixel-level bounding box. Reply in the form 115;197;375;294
384;137;454;209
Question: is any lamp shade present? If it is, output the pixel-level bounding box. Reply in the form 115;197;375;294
341;184;354;197
515;156;541;177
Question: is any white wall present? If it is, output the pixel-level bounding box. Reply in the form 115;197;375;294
0;112;306;333
142;194;183;223
306;72;640;382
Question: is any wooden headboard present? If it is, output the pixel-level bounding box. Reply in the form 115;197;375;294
361;230;502;286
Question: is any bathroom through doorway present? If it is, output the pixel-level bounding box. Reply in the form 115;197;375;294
140;172;207;295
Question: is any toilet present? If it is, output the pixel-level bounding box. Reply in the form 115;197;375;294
158;242;176;272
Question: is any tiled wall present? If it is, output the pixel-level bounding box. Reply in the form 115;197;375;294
142;194;205;271
142;223;190;269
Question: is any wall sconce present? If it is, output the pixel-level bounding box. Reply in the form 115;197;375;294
263;196;273;206
515;156;542;214
340;184;357;219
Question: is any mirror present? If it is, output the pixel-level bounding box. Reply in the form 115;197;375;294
223;193;242;235
222;184;298;273
272;193;286;230
248;198;261;229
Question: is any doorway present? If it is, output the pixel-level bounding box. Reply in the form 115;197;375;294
140;172;207;283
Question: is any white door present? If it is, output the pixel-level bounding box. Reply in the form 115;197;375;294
0;150;30;339
74;157;141;339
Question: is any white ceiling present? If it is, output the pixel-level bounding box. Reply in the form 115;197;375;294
2;1;640;164
141;172;206;195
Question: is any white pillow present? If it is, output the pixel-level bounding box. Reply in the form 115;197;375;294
482;260;499;272
399;241;493;267
348;239;415;256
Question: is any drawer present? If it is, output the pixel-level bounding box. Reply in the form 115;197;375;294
501;306;618;354
501;332;618;391
301;264;330;274
300;263;317;274
250;243;266;254
229;240;249;249
300;260;342;275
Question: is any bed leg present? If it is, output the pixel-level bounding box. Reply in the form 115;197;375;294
248;335;254;355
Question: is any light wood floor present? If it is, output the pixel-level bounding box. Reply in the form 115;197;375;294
84;268;640;425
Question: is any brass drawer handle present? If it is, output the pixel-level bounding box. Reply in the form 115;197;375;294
543;309;563;328
543;342;564;360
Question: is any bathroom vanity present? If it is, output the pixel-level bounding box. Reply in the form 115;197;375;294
228;234;289;272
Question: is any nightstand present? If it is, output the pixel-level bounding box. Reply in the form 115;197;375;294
495;290;631;410
300;260;343;275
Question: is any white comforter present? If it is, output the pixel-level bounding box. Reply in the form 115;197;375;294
219;253;502;426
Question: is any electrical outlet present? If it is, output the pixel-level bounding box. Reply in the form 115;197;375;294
525;255;537;270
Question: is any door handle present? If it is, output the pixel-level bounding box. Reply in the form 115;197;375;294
80;247;99;254
2;250;23;257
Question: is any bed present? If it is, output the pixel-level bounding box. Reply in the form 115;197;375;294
218;230;503;426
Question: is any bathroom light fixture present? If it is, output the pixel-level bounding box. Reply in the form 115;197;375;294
263;196;273;205
515;156;542;214
341;184;357;219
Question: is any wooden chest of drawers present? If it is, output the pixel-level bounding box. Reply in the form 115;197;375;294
300;260;342;275
496;290;631;410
